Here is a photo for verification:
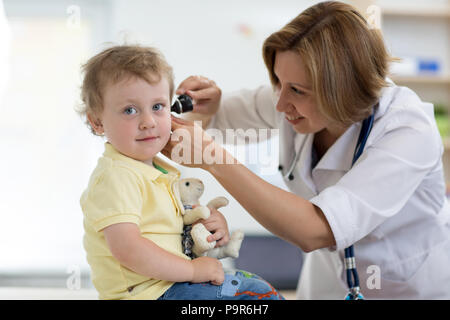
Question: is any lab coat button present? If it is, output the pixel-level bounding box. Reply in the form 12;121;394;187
278;165;283;171
288;174;294;181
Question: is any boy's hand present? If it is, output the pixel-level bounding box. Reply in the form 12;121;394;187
191;256;224;285
201;208;230;247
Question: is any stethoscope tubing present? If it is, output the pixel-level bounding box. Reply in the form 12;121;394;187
344;109;375;299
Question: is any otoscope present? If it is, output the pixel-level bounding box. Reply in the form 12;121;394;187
171;94;194;114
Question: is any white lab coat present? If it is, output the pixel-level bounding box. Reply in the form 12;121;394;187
208;81;450;299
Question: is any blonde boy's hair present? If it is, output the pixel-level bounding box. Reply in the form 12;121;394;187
78;45;175;135
263;1;397;126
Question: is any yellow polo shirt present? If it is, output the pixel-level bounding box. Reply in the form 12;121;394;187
80;143;189;300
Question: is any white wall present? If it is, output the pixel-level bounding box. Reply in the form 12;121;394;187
1;0;113;274
108;0;310;92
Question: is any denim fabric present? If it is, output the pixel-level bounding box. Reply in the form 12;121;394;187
157;270;284;300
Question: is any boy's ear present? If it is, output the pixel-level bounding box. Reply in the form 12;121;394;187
87;112;104;135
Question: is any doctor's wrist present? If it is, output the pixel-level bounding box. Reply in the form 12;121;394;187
202;142;239;172
205;147;240;174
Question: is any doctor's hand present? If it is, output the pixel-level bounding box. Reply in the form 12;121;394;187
176;75;221;116
162;116;238;170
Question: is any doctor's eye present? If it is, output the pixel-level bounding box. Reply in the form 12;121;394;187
291;86;304;95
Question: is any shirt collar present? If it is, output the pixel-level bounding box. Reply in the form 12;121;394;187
313;123;360;172
308;81;398;172
103;142;180;180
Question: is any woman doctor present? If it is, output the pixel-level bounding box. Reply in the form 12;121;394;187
163;1;450;299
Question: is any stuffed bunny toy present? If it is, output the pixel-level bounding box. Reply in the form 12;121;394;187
172;178;244;259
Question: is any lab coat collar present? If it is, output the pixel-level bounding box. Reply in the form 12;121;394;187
296;133;317;192
310;80;398;172
310;123;360;172
288;123;360;192
374;78;397;121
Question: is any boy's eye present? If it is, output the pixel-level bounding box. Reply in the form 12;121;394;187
124;106;137;115
152;103;164;111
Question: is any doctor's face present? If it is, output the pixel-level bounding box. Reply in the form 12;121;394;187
273;50;328;134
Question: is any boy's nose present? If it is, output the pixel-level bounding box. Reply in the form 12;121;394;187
139;112;157;130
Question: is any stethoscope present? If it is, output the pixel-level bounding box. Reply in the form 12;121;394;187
344;109;375;300
280;107;376;300
281;135;306;181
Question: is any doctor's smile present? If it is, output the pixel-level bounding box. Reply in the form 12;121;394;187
285;114;304;123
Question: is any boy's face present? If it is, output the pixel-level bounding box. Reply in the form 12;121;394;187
90;75;172;165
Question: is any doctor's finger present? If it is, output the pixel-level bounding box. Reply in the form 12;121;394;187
176;75;213;94
186;87;218;102
170;115;192;129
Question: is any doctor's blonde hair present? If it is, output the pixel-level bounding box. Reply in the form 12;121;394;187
262;1;396;126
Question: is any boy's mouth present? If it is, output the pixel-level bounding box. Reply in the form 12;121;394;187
136;136;158;142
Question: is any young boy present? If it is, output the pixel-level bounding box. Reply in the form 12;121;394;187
79;45;284;300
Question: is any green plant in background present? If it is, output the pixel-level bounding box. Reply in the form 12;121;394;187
434;103;450;138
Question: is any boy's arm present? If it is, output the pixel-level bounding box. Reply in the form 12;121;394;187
102;222;224;284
